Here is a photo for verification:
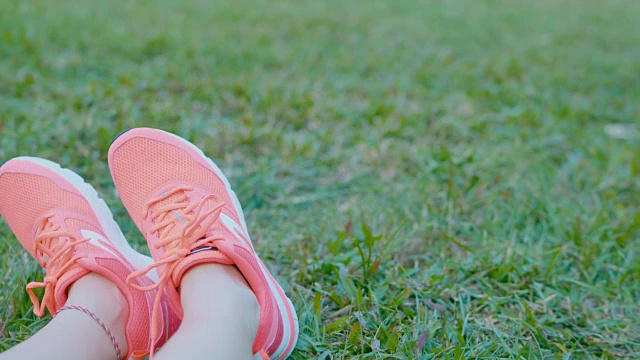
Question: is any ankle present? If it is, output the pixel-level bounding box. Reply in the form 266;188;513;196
180;264;259;331
66;273;129;355
156;263;259;359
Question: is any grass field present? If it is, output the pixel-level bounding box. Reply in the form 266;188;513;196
1;0;640;358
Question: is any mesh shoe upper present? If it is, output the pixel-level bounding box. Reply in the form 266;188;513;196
109;128;299;359
0;157;180;359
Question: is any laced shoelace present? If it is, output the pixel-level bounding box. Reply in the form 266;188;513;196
126;186;225;358
26;216;89;317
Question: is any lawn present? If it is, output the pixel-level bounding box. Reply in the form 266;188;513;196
1;0;640;358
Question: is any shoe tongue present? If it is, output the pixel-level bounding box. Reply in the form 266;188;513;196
154;191;190;239
153;191;221;239
35;217;92;313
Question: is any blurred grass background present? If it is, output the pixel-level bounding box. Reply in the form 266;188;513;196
1;0;640;358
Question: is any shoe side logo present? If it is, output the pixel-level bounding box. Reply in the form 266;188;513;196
81;229;120;258
220;213;251;247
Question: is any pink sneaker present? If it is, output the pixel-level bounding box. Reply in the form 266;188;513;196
0;157;180;359
108;128;299;359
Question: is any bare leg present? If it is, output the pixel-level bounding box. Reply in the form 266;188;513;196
0;273;128;360
155;264;260;360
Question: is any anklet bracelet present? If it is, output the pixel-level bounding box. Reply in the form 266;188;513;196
56;305;122;360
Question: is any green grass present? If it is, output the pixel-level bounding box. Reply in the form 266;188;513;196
1;0;640;358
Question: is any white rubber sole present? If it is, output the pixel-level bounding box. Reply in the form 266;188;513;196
159;131;299;358
17;157;158;281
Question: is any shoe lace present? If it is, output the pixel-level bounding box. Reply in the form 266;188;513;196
126;186;225;357
26;216;89;317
